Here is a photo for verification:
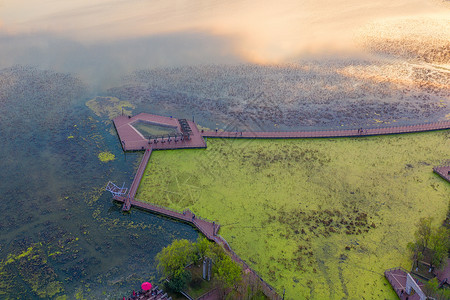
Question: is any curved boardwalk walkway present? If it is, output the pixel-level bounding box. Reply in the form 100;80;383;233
115;196;220;238
201;120;450;139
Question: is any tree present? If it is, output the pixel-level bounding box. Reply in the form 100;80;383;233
213;250;242;290
165;269;192;293
407;240;423;270
408;217;434;268
155;237;245;295
193;236;211;262
423;278;450;300
208;241;227;262
408;216;450;271
415;217;433;251
429;226;450;270
155;239;194;278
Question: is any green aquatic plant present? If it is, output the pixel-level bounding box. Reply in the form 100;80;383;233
98;151;115;162
86;96;135;121
0;243;66;298
137;131;449;299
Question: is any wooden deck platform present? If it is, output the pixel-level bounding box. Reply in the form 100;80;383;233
201;120;450;139
385;267;425;300
113;113;206;151
434;166;450;183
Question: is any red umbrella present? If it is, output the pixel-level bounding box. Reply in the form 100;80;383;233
141;282;152;291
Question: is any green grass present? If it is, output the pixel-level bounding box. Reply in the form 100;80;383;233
136;131;450;299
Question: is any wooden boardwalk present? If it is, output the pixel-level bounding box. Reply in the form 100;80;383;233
129;148;152;199
115;196;220;239
121;147;153;211
112;137;280;298
201;120;450;139
434;166;450;183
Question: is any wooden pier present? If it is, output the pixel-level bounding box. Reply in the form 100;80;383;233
113;194;280;299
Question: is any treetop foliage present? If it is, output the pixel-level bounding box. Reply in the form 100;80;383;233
155;236;242;291
408;216;450;270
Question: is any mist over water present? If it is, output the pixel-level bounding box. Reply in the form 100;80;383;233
1;0;448;112
0;0;449;298
1;0;449;93
0;32;244;91
1;1;449;54
1;0;448;62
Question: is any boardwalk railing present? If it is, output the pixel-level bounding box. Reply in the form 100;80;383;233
115;196;220;240
132;198;185;215
385;266;409;275
132;198;222;230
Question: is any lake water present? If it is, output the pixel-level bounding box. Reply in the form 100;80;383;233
0;1;448;298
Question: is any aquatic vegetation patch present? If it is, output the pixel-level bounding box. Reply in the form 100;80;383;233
98;151;115;162
0;242;66;298
109;64;449;131
86;96;134;121
137;131;449;299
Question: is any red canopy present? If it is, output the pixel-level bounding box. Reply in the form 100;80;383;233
141;282;152;291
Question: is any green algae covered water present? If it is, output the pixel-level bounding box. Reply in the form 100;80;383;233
136;135;449;299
